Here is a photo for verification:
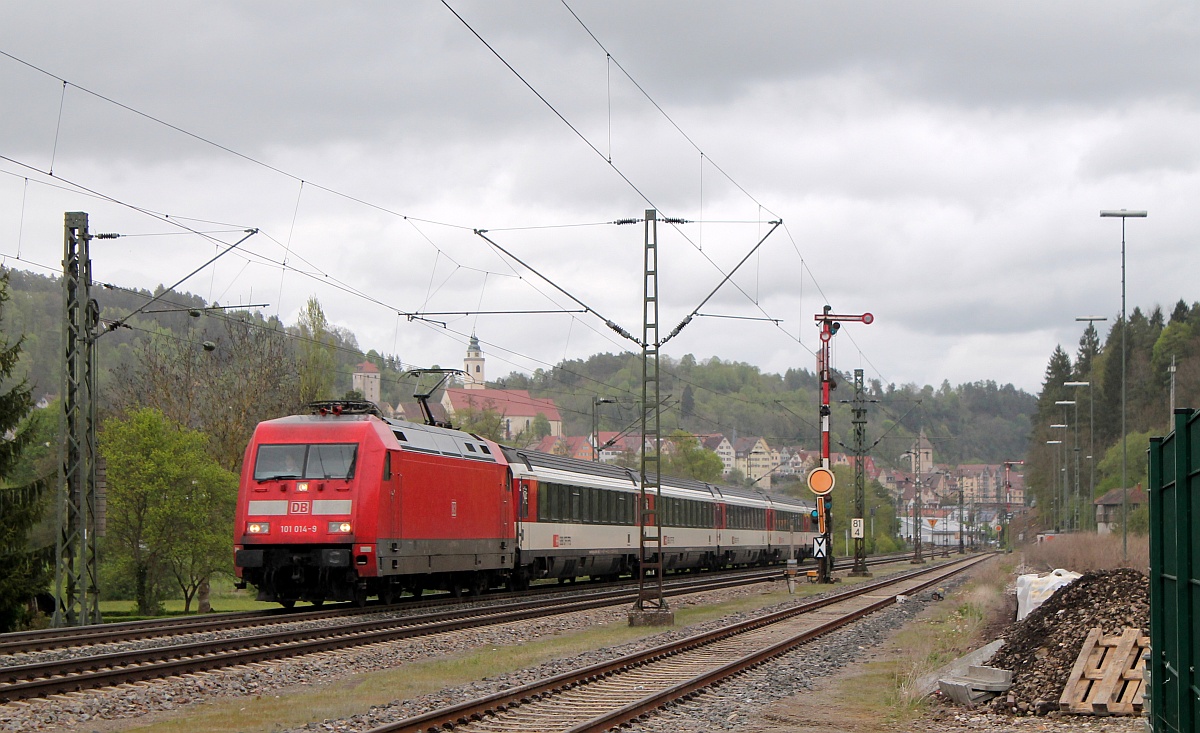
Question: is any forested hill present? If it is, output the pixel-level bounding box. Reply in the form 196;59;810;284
1;268;384;407
1027;299;1200;515
4;267;1035;469
495;353;1035;469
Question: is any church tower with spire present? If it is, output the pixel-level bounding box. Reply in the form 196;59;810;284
464;333;485;389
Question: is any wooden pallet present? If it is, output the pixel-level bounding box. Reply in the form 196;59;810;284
1059;627;1148;715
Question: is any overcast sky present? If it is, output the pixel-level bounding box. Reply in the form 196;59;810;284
2;2;1197;396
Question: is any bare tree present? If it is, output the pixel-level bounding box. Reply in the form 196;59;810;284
112;312;300;473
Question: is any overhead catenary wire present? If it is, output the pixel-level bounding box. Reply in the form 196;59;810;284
557;0;779;220
0;50;471;233
47;259;869;456
4;44;795;375
3;151;619;365
102;228;260;332
474;228;642;346
439;1;805;342
1;21;898;396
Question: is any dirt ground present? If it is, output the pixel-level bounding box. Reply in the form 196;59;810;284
734;586;1146;733
734;640;1144;732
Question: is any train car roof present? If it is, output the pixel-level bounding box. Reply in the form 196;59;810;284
500;446;639;483
260;413;505;464
764;492;815;511
380;416;504;464
501;446;817;508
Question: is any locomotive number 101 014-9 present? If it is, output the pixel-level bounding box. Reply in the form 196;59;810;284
281;524;320;534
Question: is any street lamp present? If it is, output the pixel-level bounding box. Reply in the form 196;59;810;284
592;398;617;461
1070;381;1099;530
1072;315;1104;524
1055;401;1079;530
1060;390;1088;529
1049;422;1068;529
1047;438;1064;530
1101;209;1147;560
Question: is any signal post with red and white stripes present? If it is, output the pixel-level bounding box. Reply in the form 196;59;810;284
808;305;873;583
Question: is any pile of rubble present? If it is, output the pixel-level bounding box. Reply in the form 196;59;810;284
987;568;1149;715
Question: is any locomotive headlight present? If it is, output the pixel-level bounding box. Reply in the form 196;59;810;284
247;522;270;534
328;521;352;534
296;482;309;492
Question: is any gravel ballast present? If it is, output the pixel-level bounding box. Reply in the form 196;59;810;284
4;561;1141;733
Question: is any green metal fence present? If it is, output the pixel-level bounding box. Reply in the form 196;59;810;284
1147;407;1200;732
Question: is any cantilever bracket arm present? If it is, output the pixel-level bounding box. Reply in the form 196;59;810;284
474;229;642;347
659;219;782;347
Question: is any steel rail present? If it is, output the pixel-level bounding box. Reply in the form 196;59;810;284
364;554;992;733
0;552;916;657
2;557;895;702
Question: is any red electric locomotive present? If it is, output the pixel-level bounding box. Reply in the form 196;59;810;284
234;402;514;605
234;401;818;606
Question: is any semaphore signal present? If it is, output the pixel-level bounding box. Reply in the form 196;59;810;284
812;305;873;583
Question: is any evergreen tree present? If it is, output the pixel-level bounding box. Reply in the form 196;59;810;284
1095;319;1125;447
1075;323;1101;380
0;270;51;632
1169;299;1190;324
1035;346;1072;422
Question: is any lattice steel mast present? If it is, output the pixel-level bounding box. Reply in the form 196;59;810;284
632;209;671;624
54;212;102;627
848;369;871;576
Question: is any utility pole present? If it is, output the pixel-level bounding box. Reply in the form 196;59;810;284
1002;460;1024;550
50;217;255;626
910;438;924;563
957;473;965;554
592;397;616;461
848;369;871;576
630;210;672;626
810;305;873;583
55;212;102;627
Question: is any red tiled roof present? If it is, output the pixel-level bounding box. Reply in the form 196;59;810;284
443;388;562;421
699;434;728;451
534;436;563;453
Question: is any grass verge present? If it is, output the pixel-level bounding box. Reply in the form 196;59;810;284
824;554;1017;727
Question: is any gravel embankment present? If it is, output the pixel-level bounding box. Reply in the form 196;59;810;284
282;578;959;733
8;565;1135;733
0;582;778;732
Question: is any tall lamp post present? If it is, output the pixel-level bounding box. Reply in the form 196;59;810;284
1065;381;1094;525
1055;400;1079;530
1100;209;1147;560
1046;438;1064;530
592;397;616;461
1072;314;1105;524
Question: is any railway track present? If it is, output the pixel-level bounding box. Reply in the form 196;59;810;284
0;552;914;658
363;553;992;733
0;554;917;703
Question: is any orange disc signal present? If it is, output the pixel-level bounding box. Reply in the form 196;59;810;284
807;466;836;496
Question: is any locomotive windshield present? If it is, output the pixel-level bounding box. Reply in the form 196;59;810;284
254;443;357;481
